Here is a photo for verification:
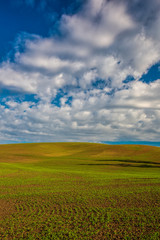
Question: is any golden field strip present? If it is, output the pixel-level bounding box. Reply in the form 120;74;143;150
0;142;160;239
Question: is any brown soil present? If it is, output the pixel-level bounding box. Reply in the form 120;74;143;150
0;199;16;220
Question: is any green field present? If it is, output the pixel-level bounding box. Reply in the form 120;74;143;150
0;142;160;239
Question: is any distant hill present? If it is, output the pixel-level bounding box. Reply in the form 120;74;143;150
0;142;160;167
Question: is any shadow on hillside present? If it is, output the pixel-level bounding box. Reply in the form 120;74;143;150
79;160;160;168
95;159;160;165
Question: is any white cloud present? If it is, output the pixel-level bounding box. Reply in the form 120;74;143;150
61;0;135;48
1;78;160;143
0;63;37;93
116;32;159;77
19;53;84;73
113;80;160;109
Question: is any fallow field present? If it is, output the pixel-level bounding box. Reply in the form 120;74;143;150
0;142;160;239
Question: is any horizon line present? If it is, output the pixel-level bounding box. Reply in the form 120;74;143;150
0;141;160;147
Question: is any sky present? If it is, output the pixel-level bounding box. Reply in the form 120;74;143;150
0;0;160;145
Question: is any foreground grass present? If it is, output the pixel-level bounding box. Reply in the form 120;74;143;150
0;142;160;239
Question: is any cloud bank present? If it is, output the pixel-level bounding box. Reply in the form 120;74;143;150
0;0;160;143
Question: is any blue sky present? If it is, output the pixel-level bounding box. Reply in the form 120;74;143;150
0;0;160;145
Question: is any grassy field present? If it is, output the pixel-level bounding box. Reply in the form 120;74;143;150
0;142;160;239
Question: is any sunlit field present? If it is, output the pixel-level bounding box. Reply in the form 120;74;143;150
0;143;160;239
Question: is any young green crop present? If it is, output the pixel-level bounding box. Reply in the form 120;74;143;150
0;142;160;239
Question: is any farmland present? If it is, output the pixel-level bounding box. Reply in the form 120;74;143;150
0;142;160;239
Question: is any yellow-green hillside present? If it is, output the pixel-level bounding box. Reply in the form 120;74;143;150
0;142;160;163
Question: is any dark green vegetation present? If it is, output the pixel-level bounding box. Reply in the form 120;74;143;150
0;143;160;239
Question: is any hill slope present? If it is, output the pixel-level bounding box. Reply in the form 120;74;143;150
0;142;160;164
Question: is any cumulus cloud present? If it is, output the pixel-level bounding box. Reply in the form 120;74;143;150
1;79;160;143
61;0;135;48
113;80;160;109
0;0;160;143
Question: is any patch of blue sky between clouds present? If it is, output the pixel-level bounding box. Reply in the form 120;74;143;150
123;75;135;84
0;89;40;108
139;62;160;84
0;1;49;61
92;79;108;90
51;89;73;108
103;141;160;147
